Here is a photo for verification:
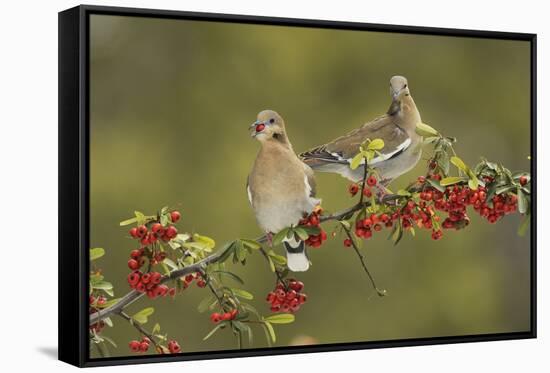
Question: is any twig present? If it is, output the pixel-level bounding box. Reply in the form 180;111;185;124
342;226;386;297
118;311;164;353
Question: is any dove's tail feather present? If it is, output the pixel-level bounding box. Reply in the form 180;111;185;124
283;236;309;272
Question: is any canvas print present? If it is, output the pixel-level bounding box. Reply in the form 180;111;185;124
87;14;532;359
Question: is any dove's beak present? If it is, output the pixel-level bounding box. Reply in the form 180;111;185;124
250;121;266;137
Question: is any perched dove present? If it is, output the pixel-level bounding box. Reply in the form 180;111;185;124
300;76;422;186
247;110;320;272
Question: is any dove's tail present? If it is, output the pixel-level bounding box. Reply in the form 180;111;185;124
283;236;309;272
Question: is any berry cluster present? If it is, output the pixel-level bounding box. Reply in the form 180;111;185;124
346;170;523;246
127;270;176;299
180;272;207;289
348;175;378;198
210;309;238;323
89;295;107;333
129;336;152;353
128;211;181;245
299;207;328;248
266;279;307;313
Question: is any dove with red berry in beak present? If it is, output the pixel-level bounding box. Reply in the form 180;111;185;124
247;110;320;272
300;76;423;187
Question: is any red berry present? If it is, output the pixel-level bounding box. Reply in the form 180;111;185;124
367;175;377;187
170;211;181;223
165;226;178;239
129;227;139;238
137;225;148;238
255;123;265;132
290;280;304;292
374;224;382;232
139;341;149;352
230;309;238;319
298;293;307;304
151;223;163;235
150;271;162;284
141;273;151;284
197;279;206;288
130;249;141;259
136;282;146;293
128;259;140;270
348;183;359;196
222;312;233;321
184;274;194;283
308;215;319;226
210;313;222;323
168;340;181;353
418;176;426;183
519;176;529;186
363;188;372;197
343;238;352;247
127;271;141;286
129;340;140;352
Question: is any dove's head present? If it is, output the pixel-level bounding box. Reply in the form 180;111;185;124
250;110;287;143
390;76;410;100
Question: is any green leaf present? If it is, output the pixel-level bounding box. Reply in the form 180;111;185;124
517;188;528;214
339;220;351;230
450;156;469;173
264;313;295;324
210;270;244;285
495;185;515;195
152;323;161;334
193;234;216;250
101;334;117;348
367;138;385;151
163;258;179;271
216;242;236;263
231;288;254;300
134;211;147;226
390;220;403;245
92;281;113;291
440;176;467;186
197;296;217;313
468;176;479;190
294;227;309;240
267;250;287;266
301;225;321;235
423;136;439;145
517;214;531;236
203;322;226;341
267;256;276;272
132;307;154;324
263;321;276;344
415;122;439;137
397;189;411;197
90;248;105;261
272;228;290;247
349;152;364;170
119;217;138;226
240;238;261;250
426;178;446;192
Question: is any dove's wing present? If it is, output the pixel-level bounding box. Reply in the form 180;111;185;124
300;114;411;166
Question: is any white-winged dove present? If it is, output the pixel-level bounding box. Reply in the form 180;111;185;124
300;76;423;186
247;110;320;272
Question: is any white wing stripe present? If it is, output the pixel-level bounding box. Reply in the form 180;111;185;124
345;137;412;166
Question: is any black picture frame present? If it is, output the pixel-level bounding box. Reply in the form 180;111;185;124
58;4;537;368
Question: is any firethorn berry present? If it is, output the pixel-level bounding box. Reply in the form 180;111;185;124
139;341;150;352
168;340;181;354
348;183;359;196
168;287;177;297
127;272;140;287
367;175;377;187
197;279;206;288
129;227;139;238
170;211;181;223
418;176;426;183
151;223;163;235
210;312;222;323
343;238;352;247
309;214;319;226
363;187;372;198
136;225;148;238
130;249;141;260
129;340;140;352
255;123;265;132
429;160;437;169
128;259;140;270
519;176;529;186
165;226;178;239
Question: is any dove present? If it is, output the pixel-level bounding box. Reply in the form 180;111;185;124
300;76;422;186
247;110;320;272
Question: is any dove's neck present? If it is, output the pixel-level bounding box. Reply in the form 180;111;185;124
389;95;421;135
260;132;293;151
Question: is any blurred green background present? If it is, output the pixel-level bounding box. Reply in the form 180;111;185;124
89;15;531;358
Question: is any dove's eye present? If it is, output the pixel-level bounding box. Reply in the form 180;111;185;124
269;118;275;124
403;84;408;89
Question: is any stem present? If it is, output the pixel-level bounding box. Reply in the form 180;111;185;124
358;155;369;206
342;226;386;297
259;247;287;287
118;311;163;353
